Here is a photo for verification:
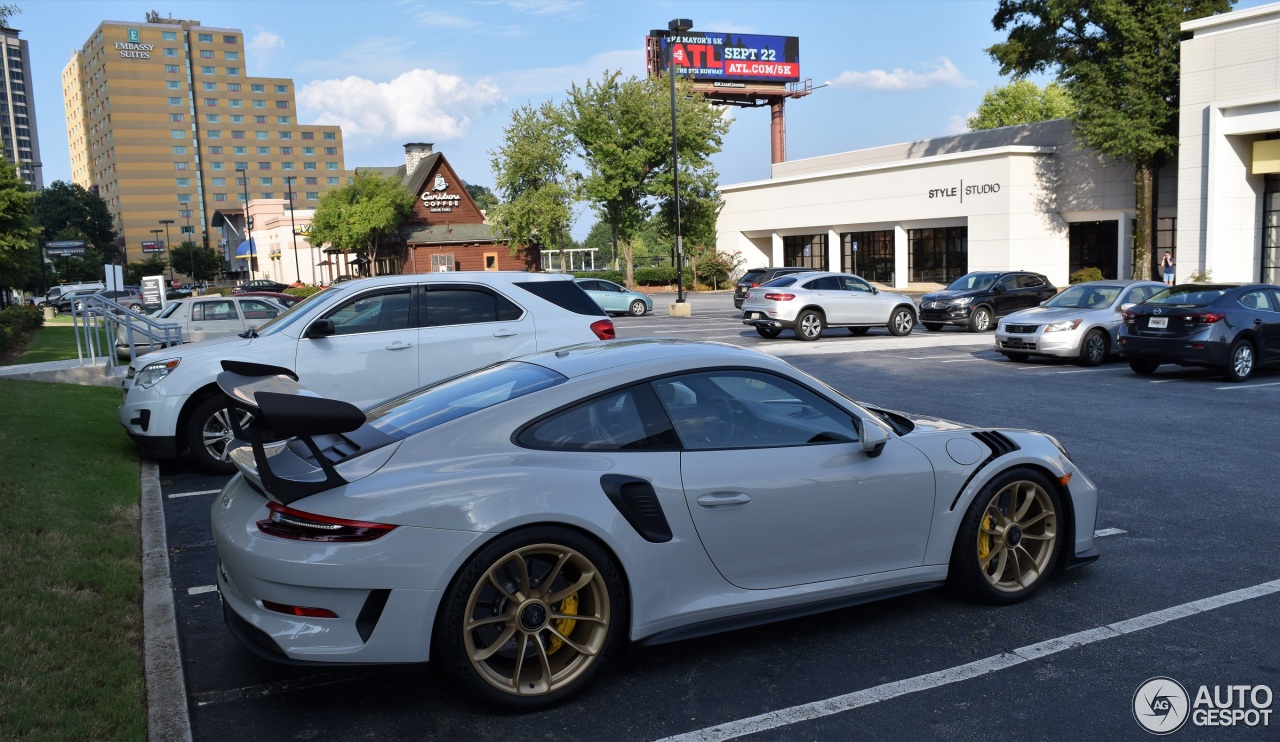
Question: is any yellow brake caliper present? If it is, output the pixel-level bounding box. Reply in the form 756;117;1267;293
978;515;993;562
547;593;579;655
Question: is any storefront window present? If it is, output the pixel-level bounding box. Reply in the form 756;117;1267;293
908;227;967;283
1263;177;1280;284
1155;217;1176;282
1068;221;1118;280
782;234;827;270
842;231;894;283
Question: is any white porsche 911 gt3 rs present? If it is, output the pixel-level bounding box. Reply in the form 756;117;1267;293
211;339;1099;710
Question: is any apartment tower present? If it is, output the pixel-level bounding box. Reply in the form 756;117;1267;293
63;13;348;268
0;25;42;187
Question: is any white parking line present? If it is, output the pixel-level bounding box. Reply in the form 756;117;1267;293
188;585;217;595
1094;528;1127;538
940;358;988;363
1214;381;1280;391
1054;367;1132;375
656;577;1280;742
167;489;221;499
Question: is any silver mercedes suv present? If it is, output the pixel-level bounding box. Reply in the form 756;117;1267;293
741;271;918;340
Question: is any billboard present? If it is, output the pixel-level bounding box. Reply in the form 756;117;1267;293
656;32;800;84
45;240;87;257
141;240;166;254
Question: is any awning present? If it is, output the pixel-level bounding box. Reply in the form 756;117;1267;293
235;239;256;257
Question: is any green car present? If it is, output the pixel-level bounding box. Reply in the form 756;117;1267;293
574;277;652;316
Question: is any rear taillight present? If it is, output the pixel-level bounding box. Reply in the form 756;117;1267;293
764;293;795;301
256;502;396;542
1123;311;1136;324
751;282;761;288
1188;312;1226;324
590;319;616;340
261;600;339;619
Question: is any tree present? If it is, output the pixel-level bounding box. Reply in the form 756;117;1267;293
308;172;415;277
0;157;37;304
988;0;1234;279
171;241;223;282
488;102;576;260
33;180;118;258
125;255;169;286
464;183;500;213
0;4;19;28
967;80;1076;130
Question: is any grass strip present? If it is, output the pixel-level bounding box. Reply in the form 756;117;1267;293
10;325;81;365
0;379;144;740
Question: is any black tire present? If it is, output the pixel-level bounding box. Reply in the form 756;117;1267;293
1077;329;1108;367
755;325;782;339
967;306;993;333
1222;338;1256;383
435;526;627;711
1128;358;1160;376
848;326;870;336
948;467;1063;605
794;310;824;341
1003;353;1032;363
186;395;253;473
923;322;945;332
887;307;914;336
128;303;143;312
628;300;647;317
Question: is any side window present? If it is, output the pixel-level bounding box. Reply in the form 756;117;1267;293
239;299;280;321
1125;286;1153;305
841;276;873;292
192;300;238;321
1017;274;1044;289
517;384;679;451
579;280;602;292
325;288;412;335
804;276;840;291
998;275;1019;291
1239;290;1274;312
601;281;623;293
423;287;523;327
653;370;859;450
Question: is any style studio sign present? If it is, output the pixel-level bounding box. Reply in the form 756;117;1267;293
928;180;1001;203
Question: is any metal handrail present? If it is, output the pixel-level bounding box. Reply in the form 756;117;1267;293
71;295;185;370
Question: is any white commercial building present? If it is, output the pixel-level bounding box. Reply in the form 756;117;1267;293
718;1;1280;288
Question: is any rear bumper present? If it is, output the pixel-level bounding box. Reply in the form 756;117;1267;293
1117;334;1230;368
741;311;793;330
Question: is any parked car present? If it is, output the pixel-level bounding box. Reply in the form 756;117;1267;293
733;267;814;308
211;338;1098;710
231;279;290;294
115;294;291;358
920;271;1057;332
574;277;652;316
72;286;146;314
741;271;917;340
234;290;304;309
995;280;1166;365
42;281;105;307
52;288;103;315
119;272;616;472
1118;283;1280;382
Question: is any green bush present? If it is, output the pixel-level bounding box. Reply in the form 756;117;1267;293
0;305;45;357
285;285;323;298
634;266;678;285
1069;267;1104;284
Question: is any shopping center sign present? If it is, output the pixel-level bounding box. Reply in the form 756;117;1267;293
658;32;800;84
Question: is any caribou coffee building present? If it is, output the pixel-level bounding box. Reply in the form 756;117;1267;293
718;3;1280;288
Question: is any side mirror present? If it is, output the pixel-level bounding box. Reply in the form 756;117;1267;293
992;285;1005;294
305;318;336;339
856;417;888;458
1119;303;1136;311
871;286;879;294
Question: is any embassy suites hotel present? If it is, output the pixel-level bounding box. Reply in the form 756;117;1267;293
62;14;350;268
718;2;1280;289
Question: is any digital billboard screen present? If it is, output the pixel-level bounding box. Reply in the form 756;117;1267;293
657;32;800;84
140;240;166;254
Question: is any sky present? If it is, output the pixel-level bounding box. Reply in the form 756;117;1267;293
14;0;1276;237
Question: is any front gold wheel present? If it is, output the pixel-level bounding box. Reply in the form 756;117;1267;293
976;480;1058;593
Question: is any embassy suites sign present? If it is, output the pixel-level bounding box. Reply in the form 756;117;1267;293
116;29;154;59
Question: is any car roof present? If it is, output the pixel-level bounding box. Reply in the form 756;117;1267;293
319;271;576;288
517;338;783;380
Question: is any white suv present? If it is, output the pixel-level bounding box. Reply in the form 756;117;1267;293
741;271;918;340
119;272;615;471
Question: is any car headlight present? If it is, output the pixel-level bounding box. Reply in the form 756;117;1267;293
134;358;181;389
1044;319;1082;332
949;297;973;306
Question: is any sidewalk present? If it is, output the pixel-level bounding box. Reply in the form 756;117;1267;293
0;357;122;386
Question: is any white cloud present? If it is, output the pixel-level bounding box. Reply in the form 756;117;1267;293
944;113;973;135
297;69;503;142
832;57;974;91
248;28;285;63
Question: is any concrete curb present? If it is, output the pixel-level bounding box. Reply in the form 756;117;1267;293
140;457;194;742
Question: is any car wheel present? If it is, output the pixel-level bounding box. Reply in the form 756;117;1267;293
794;310;824;341
186;395;253;473
755;325;782;339
128;303;143;312
1077;329;1108;367
923;322;945;332
1222;339;1256;383
887;307;914;336
1128;359;1160;375
436;527;626;710
628;300;647;317
968;307;993;333
848;327;870;336
948;467;1062;605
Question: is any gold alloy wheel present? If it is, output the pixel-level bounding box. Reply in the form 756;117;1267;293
976;479;1058;593
462;543;611;697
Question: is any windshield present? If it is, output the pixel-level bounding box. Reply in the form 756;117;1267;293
946;273;998;292
250;288;335;336
365;362;565;440
1146;286;1230;306
1044;285;1121;309
156;302;182;318
761;275;800;288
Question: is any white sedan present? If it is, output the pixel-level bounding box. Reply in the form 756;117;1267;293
995;280;1166;365
211;339;1099;710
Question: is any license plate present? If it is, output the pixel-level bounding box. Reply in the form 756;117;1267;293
1148;317;1168;329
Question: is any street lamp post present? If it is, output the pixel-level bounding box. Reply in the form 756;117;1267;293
182;211;196;282
150;229;167;281
654;18;693;304
30;162;45;299
236;167;255;277
159;219;175;282
285;176;301;285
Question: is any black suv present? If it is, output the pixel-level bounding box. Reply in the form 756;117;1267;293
734;267;814;308
919;271;1057;332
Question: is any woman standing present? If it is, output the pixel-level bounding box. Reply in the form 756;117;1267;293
1161;251;1175;285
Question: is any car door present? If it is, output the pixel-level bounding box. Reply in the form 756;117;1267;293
801;275;849;322
1242;289;1280;362
991;274;1022;316
187;298;245;343
415;283;537;387
292;284;419;408
660;369;935;589
595;280;630;314
839;274;889;323
237;298;282;329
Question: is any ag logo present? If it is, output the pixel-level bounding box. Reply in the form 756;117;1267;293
1134;677;1190;734
433;174;447;191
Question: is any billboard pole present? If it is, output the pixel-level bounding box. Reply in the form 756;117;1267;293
666;18;692;305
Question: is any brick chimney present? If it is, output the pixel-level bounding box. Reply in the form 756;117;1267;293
404;142;434;175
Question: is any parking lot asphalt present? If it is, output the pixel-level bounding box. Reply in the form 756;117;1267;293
149;292;1280;741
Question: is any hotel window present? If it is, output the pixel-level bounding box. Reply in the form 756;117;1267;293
326;162;339;171
277;116;291;125
259;177;273;186
231;130;245;139
198;33;213;42
201;66;215;75
226;83;241;92
229;114;243;123
255;131;268;140
232;146;246;155
200;50;213;59
282;162;294;171
254;115;267;124
163;31;177;40
179;209;193;220
782;234;828;271
167;80;181;90
227;67;240;76
171;129;186;139
163;48;178;57
279;131;292;140
258;162;272;170
203;82;217;91
236;193;246;203
304;162;317;170
252;99;266;108
170;113;184;122
233;161;248;170
210;161;224;170
206;114;220;123
260;192;274;199
207;130;221;139
305;177;318;185
323;132;336;141
164;64;179;73
214;192;227;202
173;146;187;154
174;161;188;171
306;192;318;200
168;97;182;105
324;146;337;156
203;98;218;107
301;131;314;140
274;84;288;93
223;35;237;43
177;193;192;204
280;146;293;155
175;177;190;187
225;51;239;60
251;83;264;93
229;99;242;108
302;146;315;155
255;146;269;155
212;177;226;186
327;176;339;185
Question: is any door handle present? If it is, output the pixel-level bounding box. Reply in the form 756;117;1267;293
385;341;413;350
493;328;518;337
696;493;752;508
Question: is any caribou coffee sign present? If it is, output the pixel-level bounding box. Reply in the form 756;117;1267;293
421;174;461;213
928;180;1002;203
